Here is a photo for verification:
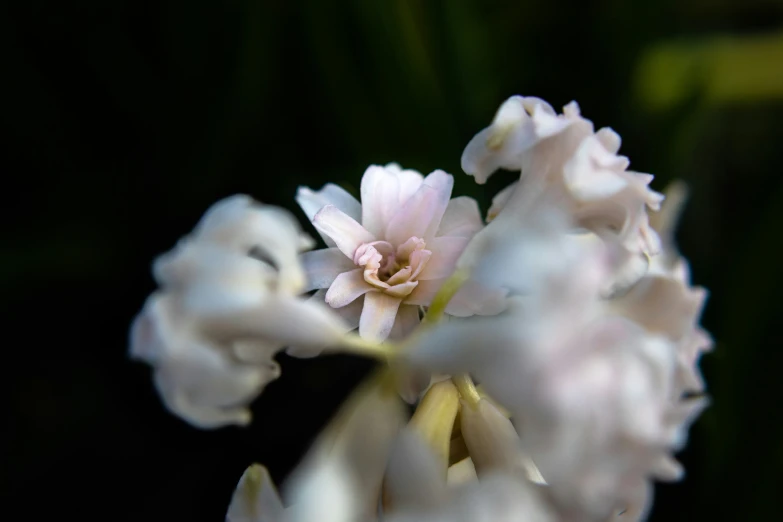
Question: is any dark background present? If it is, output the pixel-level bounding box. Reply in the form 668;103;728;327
5;1;783;520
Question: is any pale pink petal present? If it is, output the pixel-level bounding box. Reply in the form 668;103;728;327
383;162;427;206
385;170;454;245
359;292;402;341
437;196;484;238
408;248;432;280
386;266;414;286
301;248;357;292
313;205;376;258
394;167;426;205
360;165;424;238
297;184;360;248
418;236;470;280
384;280;419;298
325;268;374;307
404;278;445;306
360;165;403;237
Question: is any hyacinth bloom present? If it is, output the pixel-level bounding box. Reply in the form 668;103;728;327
126;91;711;522
129;195;350;428
297;163;494;341
405;195;708;518
463;96;664;294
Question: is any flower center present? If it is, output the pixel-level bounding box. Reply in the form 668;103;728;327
353;237;432;297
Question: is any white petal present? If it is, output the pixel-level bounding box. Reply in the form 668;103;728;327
418;236;470;280
192;196;311;293
486;181;518;222
445;281;509;317
564;135;629;201
596;127;622;153
325;269;374;307
154;338;273;429
460;96;544;183
404;278;444;306
437;196;484;238
296;183;362;222
359;292;402;341
313;205;375;258
286;290;363;358
301;248;356;292
383;429;447;510
226;464;285;522
204;295;351;350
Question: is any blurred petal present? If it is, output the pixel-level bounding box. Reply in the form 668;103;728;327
300;248;357;292
460;399;545;483
437;196;484;238
383;429;447;511
226;464;284;522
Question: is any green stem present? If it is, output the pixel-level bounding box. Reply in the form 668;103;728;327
422;269;470;325
339;333;396;360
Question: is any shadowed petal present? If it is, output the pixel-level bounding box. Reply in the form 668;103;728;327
313;205;375;258
226;464;284;522
325;269;374;307
360;292;402;341
301;248;357;292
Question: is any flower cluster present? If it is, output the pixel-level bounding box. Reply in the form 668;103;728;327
130;96;711;521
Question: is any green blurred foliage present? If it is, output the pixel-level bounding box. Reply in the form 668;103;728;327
4;0;783;521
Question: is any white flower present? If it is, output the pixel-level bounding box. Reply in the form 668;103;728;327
462;96;664;292
405;208;707;518
297;163;502;342
129;195;349;428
